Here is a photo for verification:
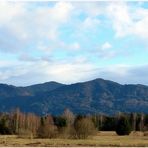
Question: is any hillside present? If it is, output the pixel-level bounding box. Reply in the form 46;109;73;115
0;78;148;115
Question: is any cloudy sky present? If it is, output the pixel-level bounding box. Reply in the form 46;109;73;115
0;1;148;86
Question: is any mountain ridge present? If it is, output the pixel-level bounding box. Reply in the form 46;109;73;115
0;78;148;115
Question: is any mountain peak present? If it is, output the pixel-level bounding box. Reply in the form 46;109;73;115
0;78;148;115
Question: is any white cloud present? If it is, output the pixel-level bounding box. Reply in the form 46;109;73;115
18;54;40;62
0;1;148;86
73;1;148;41
97;64;148;85
34;1;73;40
82;17;100;29
106;1;132;38
133;9;148;40
0;58;97;86
0;2;26;25
0;59;29;81
0;60;17;68
0;1;74;53
102;42;112;49
75;2;104;17
50;2;73;23
44;62;95;84
2;58;148;86
69;42;80;50
96;42;117;59
98;50;117;59
60;41;80;51
0;1;147;54
106;1;148;40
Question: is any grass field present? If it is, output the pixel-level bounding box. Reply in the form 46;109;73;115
0;131;148;147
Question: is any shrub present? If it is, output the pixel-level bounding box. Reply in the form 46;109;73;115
102;117;116;131
37;124;57;138
53;116;67;128
115;116;132;135
18;129;33;139
0;118;12;135
74;117;96;139
57;126;76;139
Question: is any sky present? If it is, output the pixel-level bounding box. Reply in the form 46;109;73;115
0;1;148;86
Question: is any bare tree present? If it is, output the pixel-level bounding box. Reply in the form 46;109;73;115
140;113;144;132
37;116;57;138
133;113;137;131
63;108;75;126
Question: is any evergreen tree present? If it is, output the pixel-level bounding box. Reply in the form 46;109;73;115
0;117;11;134
115;116;132;135
53;116;67;128
102;116;116;131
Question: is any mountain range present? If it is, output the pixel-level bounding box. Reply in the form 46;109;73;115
0;78;148;115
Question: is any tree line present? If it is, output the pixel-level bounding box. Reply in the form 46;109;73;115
0;108;148;139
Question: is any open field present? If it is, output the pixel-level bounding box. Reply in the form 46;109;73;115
0;132;148;147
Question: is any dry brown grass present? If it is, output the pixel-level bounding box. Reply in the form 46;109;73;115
0;131;148;147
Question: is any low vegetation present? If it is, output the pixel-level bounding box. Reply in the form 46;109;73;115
0;132;148;147
0;108;148;146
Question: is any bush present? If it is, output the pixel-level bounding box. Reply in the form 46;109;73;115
18;129;33;139
37;124;57;138
53;116;67;128
74;117;96;139
0;118;12;135
115;116;132;135
57;126;76;139
102;117;116;131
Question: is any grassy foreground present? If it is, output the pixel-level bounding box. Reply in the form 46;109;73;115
0;132;148;147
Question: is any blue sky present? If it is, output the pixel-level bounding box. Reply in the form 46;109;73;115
0;1;148;86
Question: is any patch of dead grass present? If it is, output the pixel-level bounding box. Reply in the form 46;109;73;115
0;131;148;147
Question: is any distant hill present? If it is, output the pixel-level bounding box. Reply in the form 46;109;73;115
0;78;148;115
23;81;65;94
